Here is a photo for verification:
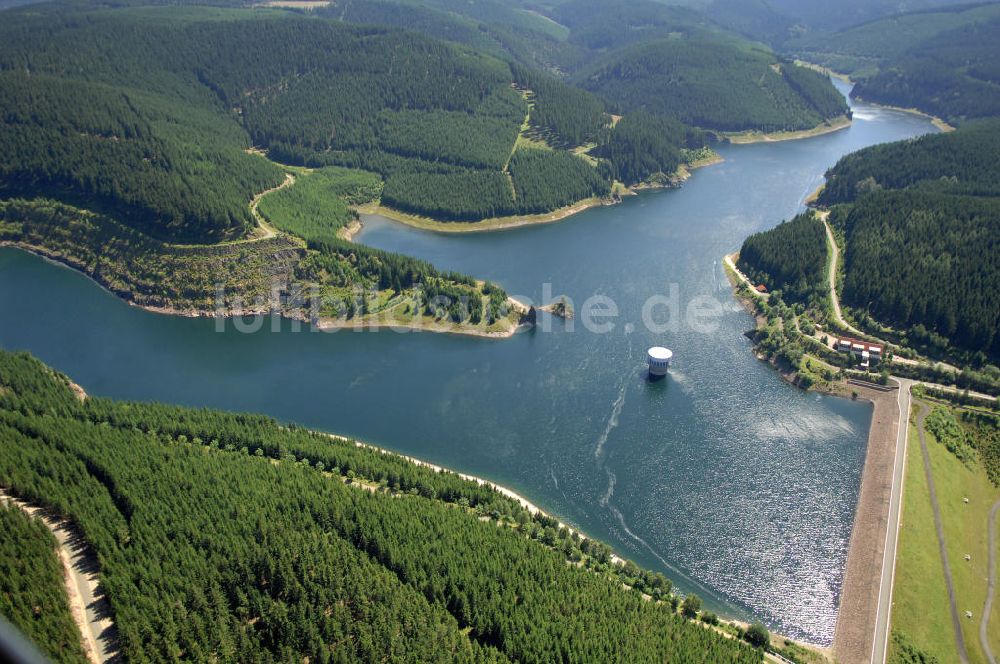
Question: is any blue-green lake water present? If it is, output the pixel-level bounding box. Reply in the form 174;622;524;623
0;82;937;644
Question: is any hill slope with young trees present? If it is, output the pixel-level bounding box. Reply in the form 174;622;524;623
0;350;763;663
0;2;618;231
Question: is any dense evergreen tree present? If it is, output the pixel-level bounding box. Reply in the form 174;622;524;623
0;71;282;243
781;63;854;120
817;119;1000;205
574;40;849;133
509;148;611;212
510;64;608;148
0;504;88;664
835;191;1000;356
376;101;524;171
738;213;828;302
0;351;762;664
751;120;1000;357
596;112;705;186
382;171;517;221
378;148;612;221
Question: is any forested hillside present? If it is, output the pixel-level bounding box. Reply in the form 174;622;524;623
850;14;1000;124
323;0;514;62
541;0;848;133
819;121;1000;357
663;0;985;45
736;121;1000;359
632;0;793;45
328;0;849;135
574;39;849;133
0;351;762;663
787;3;1000;124
0;3;620;230
737;213;828;303
329;0;981;51
595;112;706;186
548;0;717;53
787;2;1000;78
817;119;1000;205
832;191;999;356
765;0;978;32
510;64;608;148
323;0;575;72
0;0;853;235
0;503;88;664
0;69;283;243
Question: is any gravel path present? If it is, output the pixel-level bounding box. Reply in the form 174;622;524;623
0;491;119;663
248;172;295;240
982;499;1000;664
821;216;866;338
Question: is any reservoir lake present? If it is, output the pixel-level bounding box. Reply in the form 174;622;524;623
0;81;938;644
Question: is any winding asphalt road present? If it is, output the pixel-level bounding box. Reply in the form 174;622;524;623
914;402;971;664
983;499;1000;664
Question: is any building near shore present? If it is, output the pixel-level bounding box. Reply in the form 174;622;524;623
836;337;882;368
